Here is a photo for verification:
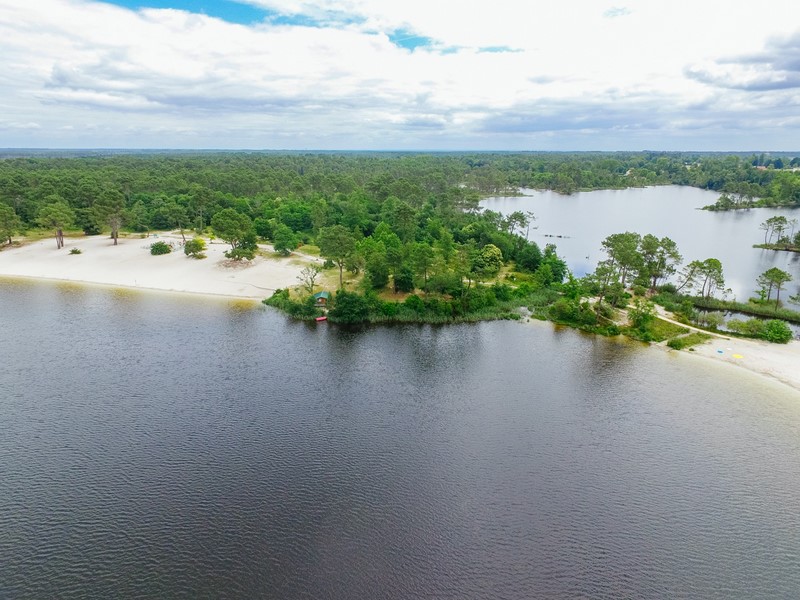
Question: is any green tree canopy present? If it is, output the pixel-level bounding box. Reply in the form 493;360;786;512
0;203;23;245
471;243;504;278
318;224;356;288
37;199;75;249
211;208;253;250
757;267;792;307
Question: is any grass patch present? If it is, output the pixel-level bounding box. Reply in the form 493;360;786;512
667;332;712;350
297;244;321;256
622;317;688;343
649;318;689;341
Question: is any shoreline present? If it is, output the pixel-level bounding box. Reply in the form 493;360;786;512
519;315;800;396
3;233;799;395
0;233;319;300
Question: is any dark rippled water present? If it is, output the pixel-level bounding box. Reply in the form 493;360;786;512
2;280;800;599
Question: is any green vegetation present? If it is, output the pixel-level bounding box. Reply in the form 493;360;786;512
728;319;794;344
150;241;171;255
69;247;82;255
183;237;206;259
689;296;800;323
36;200;75;249
296;265;322;294
2;151;797;342
752;215;800;253
0;203;23;245
667;332;711;350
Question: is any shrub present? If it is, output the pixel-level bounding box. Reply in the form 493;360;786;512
69;247;82;255
328;290;370;323
728;318;794;343
668;333;712;350
184;237;206;258
394;267;416;293
150;241;171;255
549;298;597;326
728;318;765;337
263;289;321;320
404;294;425;313
491;282;513;302
225;231;258;260
763;319;793;343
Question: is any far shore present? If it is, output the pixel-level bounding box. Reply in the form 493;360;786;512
3;231;799;396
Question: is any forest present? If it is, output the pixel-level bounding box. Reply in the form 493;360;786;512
1;151;799;327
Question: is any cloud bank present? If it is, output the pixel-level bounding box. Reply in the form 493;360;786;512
0;0;798;149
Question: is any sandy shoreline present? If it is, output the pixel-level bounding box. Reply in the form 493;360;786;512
2;233;799;395
0;233;319;300
679;335;800;394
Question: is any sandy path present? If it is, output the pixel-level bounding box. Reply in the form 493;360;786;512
0;233;319;299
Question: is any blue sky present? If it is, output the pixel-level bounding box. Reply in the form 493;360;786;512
101;1;267;24
1;0;799;150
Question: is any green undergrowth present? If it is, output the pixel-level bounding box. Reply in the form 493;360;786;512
622;318;688;343
667;332;712;350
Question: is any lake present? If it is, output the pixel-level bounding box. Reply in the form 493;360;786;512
1;279;799;599
482;186;800;300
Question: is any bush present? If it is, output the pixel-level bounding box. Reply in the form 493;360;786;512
394;267;415;293
150;241;171;255
728;318;765;337
549;298;597;326
184;237;206;258
728;318;794;343
328;290;370;323
225;231;258;261
263;289;321;320
491;282;513;302
404;294;425;313
69;247;82;255
763;320;793;343
668;333;712;350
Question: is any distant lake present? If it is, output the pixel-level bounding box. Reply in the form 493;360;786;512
482;186;800;300
1;280;800;598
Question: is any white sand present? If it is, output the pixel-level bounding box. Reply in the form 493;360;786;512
0;233;319;299
686;336;800;393
652;305;800;393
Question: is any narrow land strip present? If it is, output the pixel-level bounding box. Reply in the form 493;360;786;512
3;233;799;395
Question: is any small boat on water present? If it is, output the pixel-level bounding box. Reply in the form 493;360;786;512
315;316;327;322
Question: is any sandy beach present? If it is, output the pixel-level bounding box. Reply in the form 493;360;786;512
652;307;800;394
0;233;319;300
681;336;800;393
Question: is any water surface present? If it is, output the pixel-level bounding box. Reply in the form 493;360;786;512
1;280;799;599
482;186;800;300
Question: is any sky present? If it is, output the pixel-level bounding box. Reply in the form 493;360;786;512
1;0;799;151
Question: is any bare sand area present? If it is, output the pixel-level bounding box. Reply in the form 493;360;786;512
0;233;318;299
684;336;800;393
652;305;800;394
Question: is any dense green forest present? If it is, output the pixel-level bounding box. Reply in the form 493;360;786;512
1;151;799;327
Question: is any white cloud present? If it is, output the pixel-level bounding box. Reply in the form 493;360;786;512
0;0;798;149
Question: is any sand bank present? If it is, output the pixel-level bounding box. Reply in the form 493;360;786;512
652;306;800;394
684;336;800;393
0;233;318;299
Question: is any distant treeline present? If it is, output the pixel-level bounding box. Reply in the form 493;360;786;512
2;151;799;229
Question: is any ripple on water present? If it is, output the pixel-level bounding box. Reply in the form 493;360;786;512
0;282;799;598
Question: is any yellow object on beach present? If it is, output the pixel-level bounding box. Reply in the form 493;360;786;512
732;354;744;359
